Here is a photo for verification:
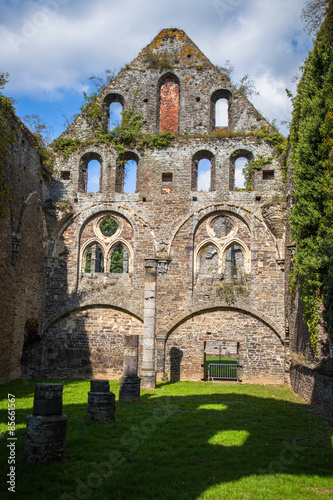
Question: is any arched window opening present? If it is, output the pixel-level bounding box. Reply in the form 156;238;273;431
109;102;122;130
215;98;228;128
192;150;215;191
234;157;247;190
85;245;104;273
79;153;103;193
211;89;231;131
110;244;129;273
199;244;219;276
159;74;180;133
116;153;138;193
197;159;211;191
230;150;253;191
124;160;137;193
225;245;244;280
87;160;101;193
103;93;124;132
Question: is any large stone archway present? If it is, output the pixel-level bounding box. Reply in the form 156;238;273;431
165;309;285;384
40;306;143;379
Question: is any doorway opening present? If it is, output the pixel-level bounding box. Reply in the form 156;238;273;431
204;340;238;380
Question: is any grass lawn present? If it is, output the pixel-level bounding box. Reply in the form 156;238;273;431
0;380;332;499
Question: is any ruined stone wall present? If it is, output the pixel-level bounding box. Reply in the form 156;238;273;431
0;105;45;383
290;363;333;422
39;29;287;382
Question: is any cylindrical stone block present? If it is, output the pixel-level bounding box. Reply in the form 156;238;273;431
90;379;110;393
23;414;68;463
87;391;115;422
123;336;139;378
33;383;63;416
119;376;141;402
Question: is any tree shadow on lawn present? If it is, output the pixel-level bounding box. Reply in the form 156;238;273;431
0;384;332;499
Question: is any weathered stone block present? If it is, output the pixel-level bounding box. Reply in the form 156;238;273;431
33;383;63;416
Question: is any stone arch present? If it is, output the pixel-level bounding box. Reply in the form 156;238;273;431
168;204;256;257
192;150;216;191
163;305;284;343
194;239;222;276
80;239;107;274
157;72;180;133
164;307;285;384
210;89;232;131
43;300;143;333
79;152;103;193
222;238;251;275
107;238;134;274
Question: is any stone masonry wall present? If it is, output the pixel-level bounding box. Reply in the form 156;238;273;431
40;307;143;379
0;105;45;383
165;310;284;383
38;29;287;382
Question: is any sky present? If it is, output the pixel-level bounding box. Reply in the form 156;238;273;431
0;0;313;143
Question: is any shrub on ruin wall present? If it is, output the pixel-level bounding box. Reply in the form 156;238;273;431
289;5;333;355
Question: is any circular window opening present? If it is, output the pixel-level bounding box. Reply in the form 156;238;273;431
99;217;118;237
211;216;233;238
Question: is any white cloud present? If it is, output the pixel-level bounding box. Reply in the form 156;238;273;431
0;0;313;134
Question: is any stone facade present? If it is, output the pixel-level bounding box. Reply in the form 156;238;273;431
31;28;287;385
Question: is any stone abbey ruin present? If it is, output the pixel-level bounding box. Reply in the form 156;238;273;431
0;29;332;414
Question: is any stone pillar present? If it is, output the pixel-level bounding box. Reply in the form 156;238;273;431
119;335;141;402
87;380;115;422
141;258;158;389
23;383;67;463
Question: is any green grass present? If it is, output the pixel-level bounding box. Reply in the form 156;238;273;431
0;380;332;499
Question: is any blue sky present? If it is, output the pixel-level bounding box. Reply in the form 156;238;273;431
0;0;312;141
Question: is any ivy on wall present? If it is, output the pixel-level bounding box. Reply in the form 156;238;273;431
289;7;333;355
0;73;16;216
53;89;174;164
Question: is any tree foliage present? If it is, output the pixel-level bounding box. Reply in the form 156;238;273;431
290;6;333;354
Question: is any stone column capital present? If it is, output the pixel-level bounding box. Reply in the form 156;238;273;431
144;257;159;269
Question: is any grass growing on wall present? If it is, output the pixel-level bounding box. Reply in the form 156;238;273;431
0;379;332;499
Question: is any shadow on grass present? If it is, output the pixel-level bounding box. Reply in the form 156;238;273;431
0;380;332;499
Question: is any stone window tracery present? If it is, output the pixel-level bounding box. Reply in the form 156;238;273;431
80;214;133;278
194;212;250;281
